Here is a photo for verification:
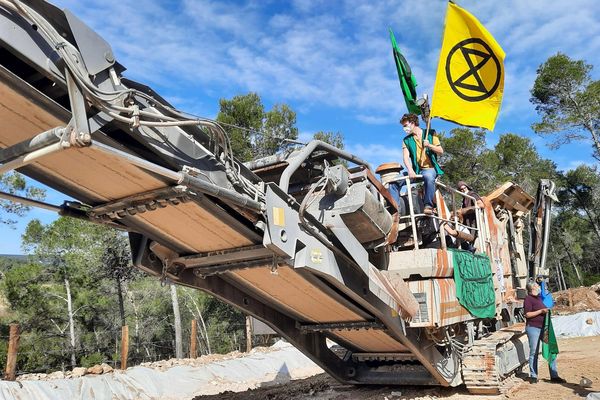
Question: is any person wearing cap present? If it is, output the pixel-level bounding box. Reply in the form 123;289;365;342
456;181;484;227
400;113;444;215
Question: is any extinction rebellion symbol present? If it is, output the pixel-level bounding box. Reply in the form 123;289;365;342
445;38;501;102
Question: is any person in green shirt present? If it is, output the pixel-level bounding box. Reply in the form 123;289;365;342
400;113;444;215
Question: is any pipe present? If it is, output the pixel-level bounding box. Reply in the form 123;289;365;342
279;140;370;193
0;190;131;231
0;126;65;163
91;141;182;181
0;141;67;175
0;190;61;212
91;141;264;212
538;180;556;275
178;174;264;212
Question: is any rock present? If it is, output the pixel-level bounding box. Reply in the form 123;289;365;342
101;363;114;374
87;365;103;375
581;376;593;387
72;367;87;377
47;371;65;380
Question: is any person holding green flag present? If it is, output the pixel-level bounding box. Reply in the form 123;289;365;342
524;281;566;384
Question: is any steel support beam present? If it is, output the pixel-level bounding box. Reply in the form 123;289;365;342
91;141;265;212
0;140;68;175
0;190;61;212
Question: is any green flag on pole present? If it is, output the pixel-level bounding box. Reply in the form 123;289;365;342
541;310;559;364
389;28;421;115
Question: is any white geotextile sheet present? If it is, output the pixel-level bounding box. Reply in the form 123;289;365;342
0;341;323;400
2;313;597;400
552;311;600;337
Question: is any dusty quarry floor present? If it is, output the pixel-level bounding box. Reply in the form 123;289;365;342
194;336;600;400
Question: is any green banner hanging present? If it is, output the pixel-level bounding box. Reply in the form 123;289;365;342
450;249;496;319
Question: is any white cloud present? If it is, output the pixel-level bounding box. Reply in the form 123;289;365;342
346;143;405;169
356;114;394;125
51;0;600;129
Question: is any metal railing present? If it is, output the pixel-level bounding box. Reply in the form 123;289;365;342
392;174;486;251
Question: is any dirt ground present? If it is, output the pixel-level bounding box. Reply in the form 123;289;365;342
553;283;600;314
193;336;600;400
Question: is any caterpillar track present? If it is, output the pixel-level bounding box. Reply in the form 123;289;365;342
462;324;529;395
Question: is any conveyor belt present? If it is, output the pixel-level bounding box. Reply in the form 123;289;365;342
0;73;255;253
229;265;410;353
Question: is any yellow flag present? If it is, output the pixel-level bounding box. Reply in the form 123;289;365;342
430;2;505;130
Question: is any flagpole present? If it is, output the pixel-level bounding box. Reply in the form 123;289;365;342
419;114;432;163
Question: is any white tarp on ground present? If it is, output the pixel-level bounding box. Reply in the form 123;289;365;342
2;313;598;400
552;311;600;337
0;341;323;400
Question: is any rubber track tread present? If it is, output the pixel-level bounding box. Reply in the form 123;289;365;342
462;330;516;395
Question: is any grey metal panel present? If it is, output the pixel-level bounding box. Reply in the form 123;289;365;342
63;8;115;75
497;334;529;377
0;7;64;81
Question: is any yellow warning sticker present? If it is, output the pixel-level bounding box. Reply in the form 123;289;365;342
310;248;323;264
272;207;285;227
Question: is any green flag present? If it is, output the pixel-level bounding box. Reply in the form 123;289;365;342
389;28;421;115
541;310;559;364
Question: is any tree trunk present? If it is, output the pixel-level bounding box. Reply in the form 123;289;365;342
183;289;211;354
116;278;126;327
65;277;77;369
197;308;211;355
245;316;253;352
127;291;141;357
559;237;583;286
170;284;183;359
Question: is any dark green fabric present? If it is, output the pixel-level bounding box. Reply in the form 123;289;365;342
450;249;496;318
402;130;444;175
542;310;559;363
390;28;421;115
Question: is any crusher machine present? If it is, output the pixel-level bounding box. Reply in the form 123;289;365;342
0;0;556;393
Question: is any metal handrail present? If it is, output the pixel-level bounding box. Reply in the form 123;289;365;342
278;140;370;193
393;174;486;251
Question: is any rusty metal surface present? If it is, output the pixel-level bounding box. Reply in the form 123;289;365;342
462;328;527;395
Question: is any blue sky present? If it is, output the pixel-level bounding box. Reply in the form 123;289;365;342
1;0;599;254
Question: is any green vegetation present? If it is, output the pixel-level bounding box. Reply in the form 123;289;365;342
530;53;600;161
0;172;45;226
0;218;249;373
216;92;299;161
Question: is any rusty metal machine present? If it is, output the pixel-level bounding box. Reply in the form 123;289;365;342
0;0;556;394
